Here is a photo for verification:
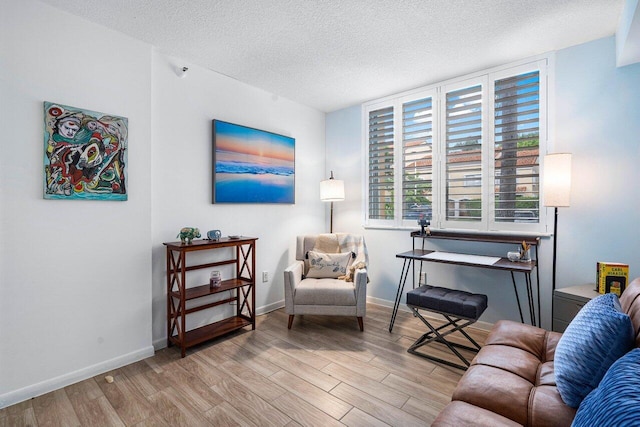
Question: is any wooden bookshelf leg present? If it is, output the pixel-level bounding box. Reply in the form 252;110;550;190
288;315;294;329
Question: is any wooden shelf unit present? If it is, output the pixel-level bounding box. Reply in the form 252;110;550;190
164;237;257;357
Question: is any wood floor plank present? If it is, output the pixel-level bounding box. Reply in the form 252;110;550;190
95;372;155;425
204;400;258;427
219;334;285;377
177;354;228;387
131;414;171;426
1;303;484;427
146;387;212;427
330;382;425;427
121;359;173;397
261;315;375;363
32;389;81;427
259;347;340;392
65;377;124;426
64;378;103;402
341;407;392;427
0;400;32;419
382;373;451;407
312;349;389;382
159;361;224;413
69;395;125;427
217;358;288;402
269;392;345;427
266;338;333;370
368;354;437;385
269;370;352;420
0;407;38;427
320;362;409;409
210;378;291;427
401;395;445;424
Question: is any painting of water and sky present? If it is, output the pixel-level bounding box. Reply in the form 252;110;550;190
213;120;295;203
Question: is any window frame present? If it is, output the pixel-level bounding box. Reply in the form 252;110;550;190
362;55;553;234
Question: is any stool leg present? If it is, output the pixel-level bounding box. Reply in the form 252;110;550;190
407;306;481;370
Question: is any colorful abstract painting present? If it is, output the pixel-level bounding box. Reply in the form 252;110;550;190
213;120;295;204
44;102;128;200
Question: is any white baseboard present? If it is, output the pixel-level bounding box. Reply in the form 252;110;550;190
257;299;285;315
0;345;154;409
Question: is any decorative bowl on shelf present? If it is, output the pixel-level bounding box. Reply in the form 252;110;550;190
507;251;521;262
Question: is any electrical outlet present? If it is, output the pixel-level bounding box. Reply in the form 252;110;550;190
262;271;269;282
420;272;427;285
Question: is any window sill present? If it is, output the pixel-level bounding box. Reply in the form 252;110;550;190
363;224;551;239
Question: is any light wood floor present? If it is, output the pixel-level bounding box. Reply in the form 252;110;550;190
0;304;488;426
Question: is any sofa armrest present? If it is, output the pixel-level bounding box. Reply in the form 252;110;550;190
284;260;304;314
354;268;367;316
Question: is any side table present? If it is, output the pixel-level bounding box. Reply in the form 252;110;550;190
552;284;599;332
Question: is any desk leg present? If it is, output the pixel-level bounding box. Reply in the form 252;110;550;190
535;246;541;328
510;271;525;324
511;271;538;326
525;273;536;327
390;258;411;332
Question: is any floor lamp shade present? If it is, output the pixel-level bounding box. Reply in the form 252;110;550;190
543;153;571;296
320;174;345;201
320;171;344;233
543;153;572;207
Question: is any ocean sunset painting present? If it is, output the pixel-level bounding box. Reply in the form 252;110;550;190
213;120;295;203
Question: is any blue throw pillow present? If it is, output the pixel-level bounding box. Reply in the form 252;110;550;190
555;293;634;408
572;348;640;426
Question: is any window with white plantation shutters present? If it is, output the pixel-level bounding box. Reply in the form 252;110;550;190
402;97;433;221
368;106;395;220
362;56;549;232
494;71;540;223
445;85;483;222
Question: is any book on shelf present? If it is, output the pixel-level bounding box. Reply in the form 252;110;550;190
596;262;629;296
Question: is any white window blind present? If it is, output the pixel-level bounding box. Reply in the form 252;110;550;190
402;97;433;220
363;56;549;232
368;106;395;220
494;71;540;223
445;85;483;222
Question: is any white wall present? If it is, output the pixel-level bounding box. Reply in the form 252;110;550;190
326;36;640;329
150;54;326;347
0;0;327;409
555;36;640;287
0;0;154;407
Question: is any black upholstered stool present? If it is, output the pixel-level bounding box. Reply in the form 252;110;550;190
406;285;487;370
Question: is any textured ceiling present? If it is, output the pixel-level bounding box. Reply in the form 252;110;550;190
39;0;623;112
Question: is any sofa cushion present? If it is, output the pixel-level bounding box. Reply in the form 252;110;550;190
432;401;521;427
306;251;352;278
449;321;575;426
555;293;634;408
294;278;356;305
620;277;640;346
572;348;640;426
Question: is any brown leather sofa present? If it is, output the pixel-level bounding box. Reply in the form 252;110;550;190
432;277;640;427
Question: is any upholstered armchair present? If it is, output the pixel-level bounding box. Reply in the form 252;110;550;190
284;234;368;331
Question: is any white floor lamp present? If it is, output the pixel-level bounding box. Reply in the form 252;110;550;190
543;153;572;292
320;171;345;233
